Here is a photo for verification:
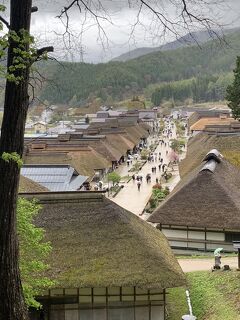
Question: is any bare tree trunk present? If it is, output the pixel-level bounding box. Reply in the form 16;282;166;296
0;1;32;319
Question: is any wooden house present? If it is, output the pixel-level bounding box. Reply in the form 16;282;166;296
25;192;185;320
148;150;240;252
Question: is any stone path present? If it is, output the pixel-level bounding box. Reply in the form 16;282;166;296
112;122;184;218
178;257;238;272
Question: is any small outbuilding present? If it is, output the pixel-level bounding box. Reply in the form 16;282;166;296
25;191;185;320
148;149;240;252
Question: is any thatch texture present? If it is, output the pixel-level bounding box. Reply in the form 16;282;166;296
24;148;111;177
180;133;240;177
148;155;240;230
19;176;49;193
28;192;185;289
105;134;132;155
91;139;122;162
190;118;234;131
188;112;201;129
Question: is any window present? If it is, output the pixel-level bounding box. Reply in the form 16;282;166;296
225;232;240;242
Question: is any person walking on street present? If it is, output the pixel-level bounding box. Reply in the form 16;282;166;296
158;164;162;171
132;174;135;181
137;180;141;191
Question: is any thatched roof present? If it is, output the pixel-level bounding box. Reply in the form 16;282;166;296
105;134;131;155
190;117;234;131
19;176;49;193
179;132;240;177
148;150;240;230
91;139;122;162
24;148;111;177
25;192;185;289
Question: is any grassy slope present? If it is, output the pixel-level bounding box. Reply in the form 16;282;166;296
167;271;240;320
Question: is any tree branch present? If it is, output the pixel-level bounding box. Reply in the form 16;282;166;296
0;15;9;29
31;6;38;13
36;46;54;57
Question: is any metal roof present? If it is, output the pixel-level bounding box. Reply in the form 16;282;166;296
21;165;88;192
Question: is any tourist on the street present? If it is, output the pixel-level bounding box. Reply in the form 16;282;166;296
156;178;159;184
132;174;135;181
137;181;141;191
158;164;162;171
146;174;151;183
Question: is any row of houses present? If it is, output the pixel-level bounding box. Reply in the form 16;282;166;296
26;109;158;135
22;122;150;190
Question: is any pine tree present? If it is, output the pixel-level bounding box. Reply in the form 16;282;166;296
226;57;240;119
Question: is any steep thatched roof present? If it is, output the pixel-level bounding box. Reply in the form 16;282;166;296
19;176;49;193
188;112;201;129
91;139;122;162
24;148;111;177
179;133;240;177
105;134;131;155
148;151;240;230
25;192;185;289
190;117;234;131
125;126;146;144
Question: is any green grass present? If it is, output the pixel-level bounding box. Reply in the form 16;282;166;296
167;271;240;320
167;287;188;320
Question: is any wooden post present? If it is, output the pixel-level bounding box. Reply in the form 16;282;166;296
238;248;240;269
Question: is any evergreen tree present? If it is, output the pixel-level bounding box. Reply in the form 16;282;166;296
226;57;240;119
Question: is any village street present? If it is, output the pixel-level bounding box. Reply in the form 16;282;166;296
112;122;184;218
178;257;238;272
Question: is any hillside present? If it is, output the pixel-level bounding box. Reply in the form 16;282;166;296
168;271;240;320
112;28;240;62
39;29;240;106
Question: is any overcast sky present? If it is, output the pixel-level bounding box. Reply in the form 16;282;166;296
4;0;240;63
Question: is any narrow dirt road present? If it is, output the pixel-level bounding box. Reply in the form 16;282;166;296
178;257;238;272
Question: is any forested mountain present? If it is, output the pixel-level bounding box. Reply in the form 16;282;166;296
112;28;240;62
40;29;240;106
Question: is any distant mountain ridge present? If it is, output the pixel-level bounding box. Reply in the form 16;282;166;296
112;28;240;62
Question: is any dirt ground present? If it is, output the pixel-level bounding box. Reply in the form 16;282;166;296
178;257;238;272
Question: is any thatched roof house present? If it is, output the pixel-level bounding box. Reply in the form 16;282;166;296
24;146;111;179
179;132;240;178
26;192;185;320
148;150;240;252
19;176;49;193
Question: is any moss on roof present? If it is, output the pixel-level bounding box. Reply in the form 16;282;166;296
28;192;185;289
148;157;240;230
180;133;240;178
